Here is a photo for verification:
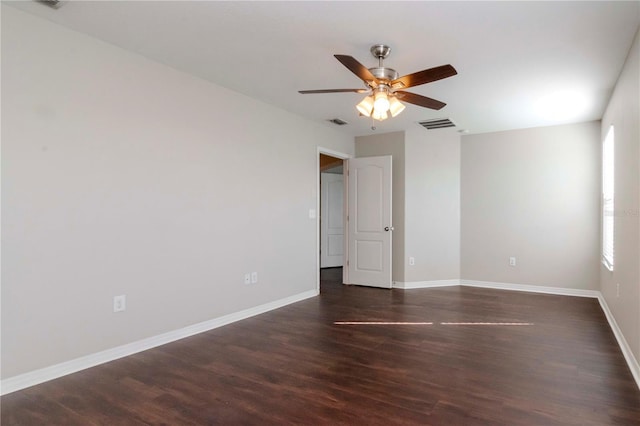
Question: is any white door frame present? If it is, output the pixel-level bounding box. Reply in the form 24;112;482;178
317;147;351;293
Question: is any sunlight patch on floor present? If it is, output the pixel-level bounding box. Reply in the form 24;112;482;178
334;321;534;326
334;321;434;325
441;322;534;326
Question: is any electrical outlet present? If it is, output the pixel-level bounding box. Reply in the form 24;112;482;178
509;257;516;267
113;295;126;312
409;257;415;266
244;273;251;284
251;272;258;284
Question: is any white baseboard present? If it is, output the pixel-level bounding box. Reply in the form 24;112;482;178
596;294;640;389
1;289;318;396
393;279;599;298
460;279;601;298
393;279;461;289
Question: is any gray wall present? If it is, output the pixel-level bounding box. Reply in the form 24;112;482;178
403;127;460;283
461;122;601;290
355;127;461;285
1;7;354;378
355;131;405;283
600;28;640;361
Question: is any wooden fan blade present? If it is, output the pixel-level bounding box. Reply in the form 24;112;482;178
334;55;378;86
395;91;446;110
298;89;368;94
391;65;457;89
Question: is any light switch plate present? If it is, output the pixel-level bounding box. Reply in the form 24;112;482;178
113;295;126;312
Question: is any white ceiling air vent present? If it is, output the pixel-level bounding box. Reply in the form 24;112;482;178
328;118;348;126
418;118;456;130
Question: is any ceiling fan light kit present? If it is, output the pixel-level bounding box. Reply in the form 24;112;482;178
357;89;405;121
299;44;457;122
389;96;406;117
356;95;374;116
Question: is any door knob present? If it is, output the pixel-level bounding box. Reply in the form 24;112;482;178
384;226;394;231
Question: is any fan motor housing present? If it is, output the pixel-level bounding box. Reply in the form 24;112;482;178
368;67;398;82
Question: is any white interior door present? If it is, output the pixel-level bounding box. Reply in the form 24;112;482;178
320;172;344;268
346;155;392;288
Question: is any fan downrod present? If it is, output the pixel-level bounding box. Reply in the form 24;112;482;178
368;44;398;81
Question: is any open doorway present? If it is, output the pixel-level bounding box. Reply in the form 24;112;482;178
318;151;347;293
316;149;393;292
320;154;344;268
319;153;344;292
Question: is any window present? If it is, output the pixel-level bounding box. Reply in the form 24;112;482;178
602;126;614;271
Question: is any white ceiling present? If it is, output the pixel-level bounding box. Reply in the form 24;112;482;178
6;1;640;137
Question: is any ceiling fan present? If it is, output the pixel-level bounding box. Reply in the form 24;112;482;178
299;44;457;121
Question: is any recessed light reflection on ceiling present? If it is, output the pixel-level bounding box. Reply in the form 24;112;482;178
334;321;533;326
535;90;590;121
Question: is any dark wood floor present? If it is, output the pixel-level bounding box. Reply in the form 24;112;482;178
3;268;640;425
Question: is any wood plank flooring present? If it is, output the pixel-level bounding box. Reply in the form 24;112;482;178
3;268;640;425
